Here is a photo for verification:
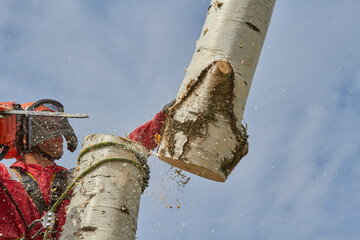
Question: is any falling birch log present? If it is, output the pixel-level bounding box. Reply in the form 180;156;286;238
158;0;276;182
60;134;149;240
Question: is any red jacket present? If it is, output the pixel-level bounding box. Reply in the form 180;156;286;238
0;176;34;239
0;162;70;239
0;111;165;239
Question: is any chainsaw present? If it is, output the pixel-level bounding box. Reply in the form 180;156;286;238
0;100;88;160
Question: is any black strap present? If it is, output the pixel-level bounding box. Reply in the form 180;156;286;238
12;168;68;215
13;168;48;215
9;168;68;239
49;170;68;208
49;169;68;239
0;144;10;161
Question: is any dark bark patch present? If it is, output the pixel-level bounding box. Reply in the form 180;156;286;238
207;1;224;14
120;205;130;215
80;226;97;232
216;2;224;8
246;22;260;33
221;137;249;176
203;28;209;36
207;4;212;14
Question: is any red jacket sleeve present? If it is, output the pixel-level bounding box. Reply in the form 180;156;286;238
128;111;166;151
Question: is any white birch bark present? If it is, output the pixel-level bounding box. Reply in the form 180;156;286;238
158;0;276;182
60;134;149;240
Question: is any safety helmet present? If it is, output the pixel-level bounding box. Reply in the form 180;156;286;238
5;99;78;160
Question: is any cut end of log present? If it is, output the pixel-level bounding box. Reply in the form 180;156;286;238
158;136;248;183
158;155;226;182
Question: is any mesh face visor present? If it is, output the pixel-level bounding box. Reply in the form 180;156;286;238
26;100;78;152
28;116;78;152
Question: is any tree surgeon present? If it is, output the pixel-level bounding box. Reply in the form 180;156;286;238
0;99;173;239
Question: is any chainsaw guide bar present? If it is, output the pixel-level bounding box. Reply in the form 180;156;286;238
1;110;89;118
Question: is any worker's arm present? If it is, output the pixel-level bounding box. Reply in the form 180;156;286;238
128;100;175;151
128;111;166;152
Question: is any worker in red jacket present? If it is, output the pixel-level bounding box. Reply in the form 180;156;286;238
0;99;172;239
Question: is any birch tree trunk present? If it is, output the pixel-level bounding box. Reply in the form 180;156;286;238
60;134;149;240
158;0;276;182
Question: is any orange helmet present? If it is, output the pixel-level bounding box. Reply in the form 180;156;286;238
21;101;56;112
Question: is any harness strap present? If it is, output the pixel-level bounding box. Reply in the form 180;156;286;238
49;169;69;239
11;167;69;212
49;170;68;212
11;167;69;239
12;167;48;215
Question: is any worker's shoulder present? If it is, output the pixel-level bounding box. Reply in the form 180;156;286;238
0;163;10;178
53;163;68;171
0;163;19;182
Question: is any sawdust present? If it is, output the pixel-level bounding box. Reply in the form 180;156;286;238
167;166;191;191
147;165;191;209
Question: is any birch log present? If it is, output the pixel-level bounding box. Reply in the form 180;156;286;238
60;134;149;240
158;0;276;182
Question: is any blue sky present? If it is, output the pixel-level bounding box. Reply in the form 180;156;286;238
1;0;360;239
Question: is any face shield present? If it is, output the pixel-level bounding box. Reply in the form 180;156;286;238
26;100;78;152
28;115;77;152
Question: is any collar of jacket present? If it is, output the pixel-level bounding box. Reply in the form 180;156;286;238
10;161;67;173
